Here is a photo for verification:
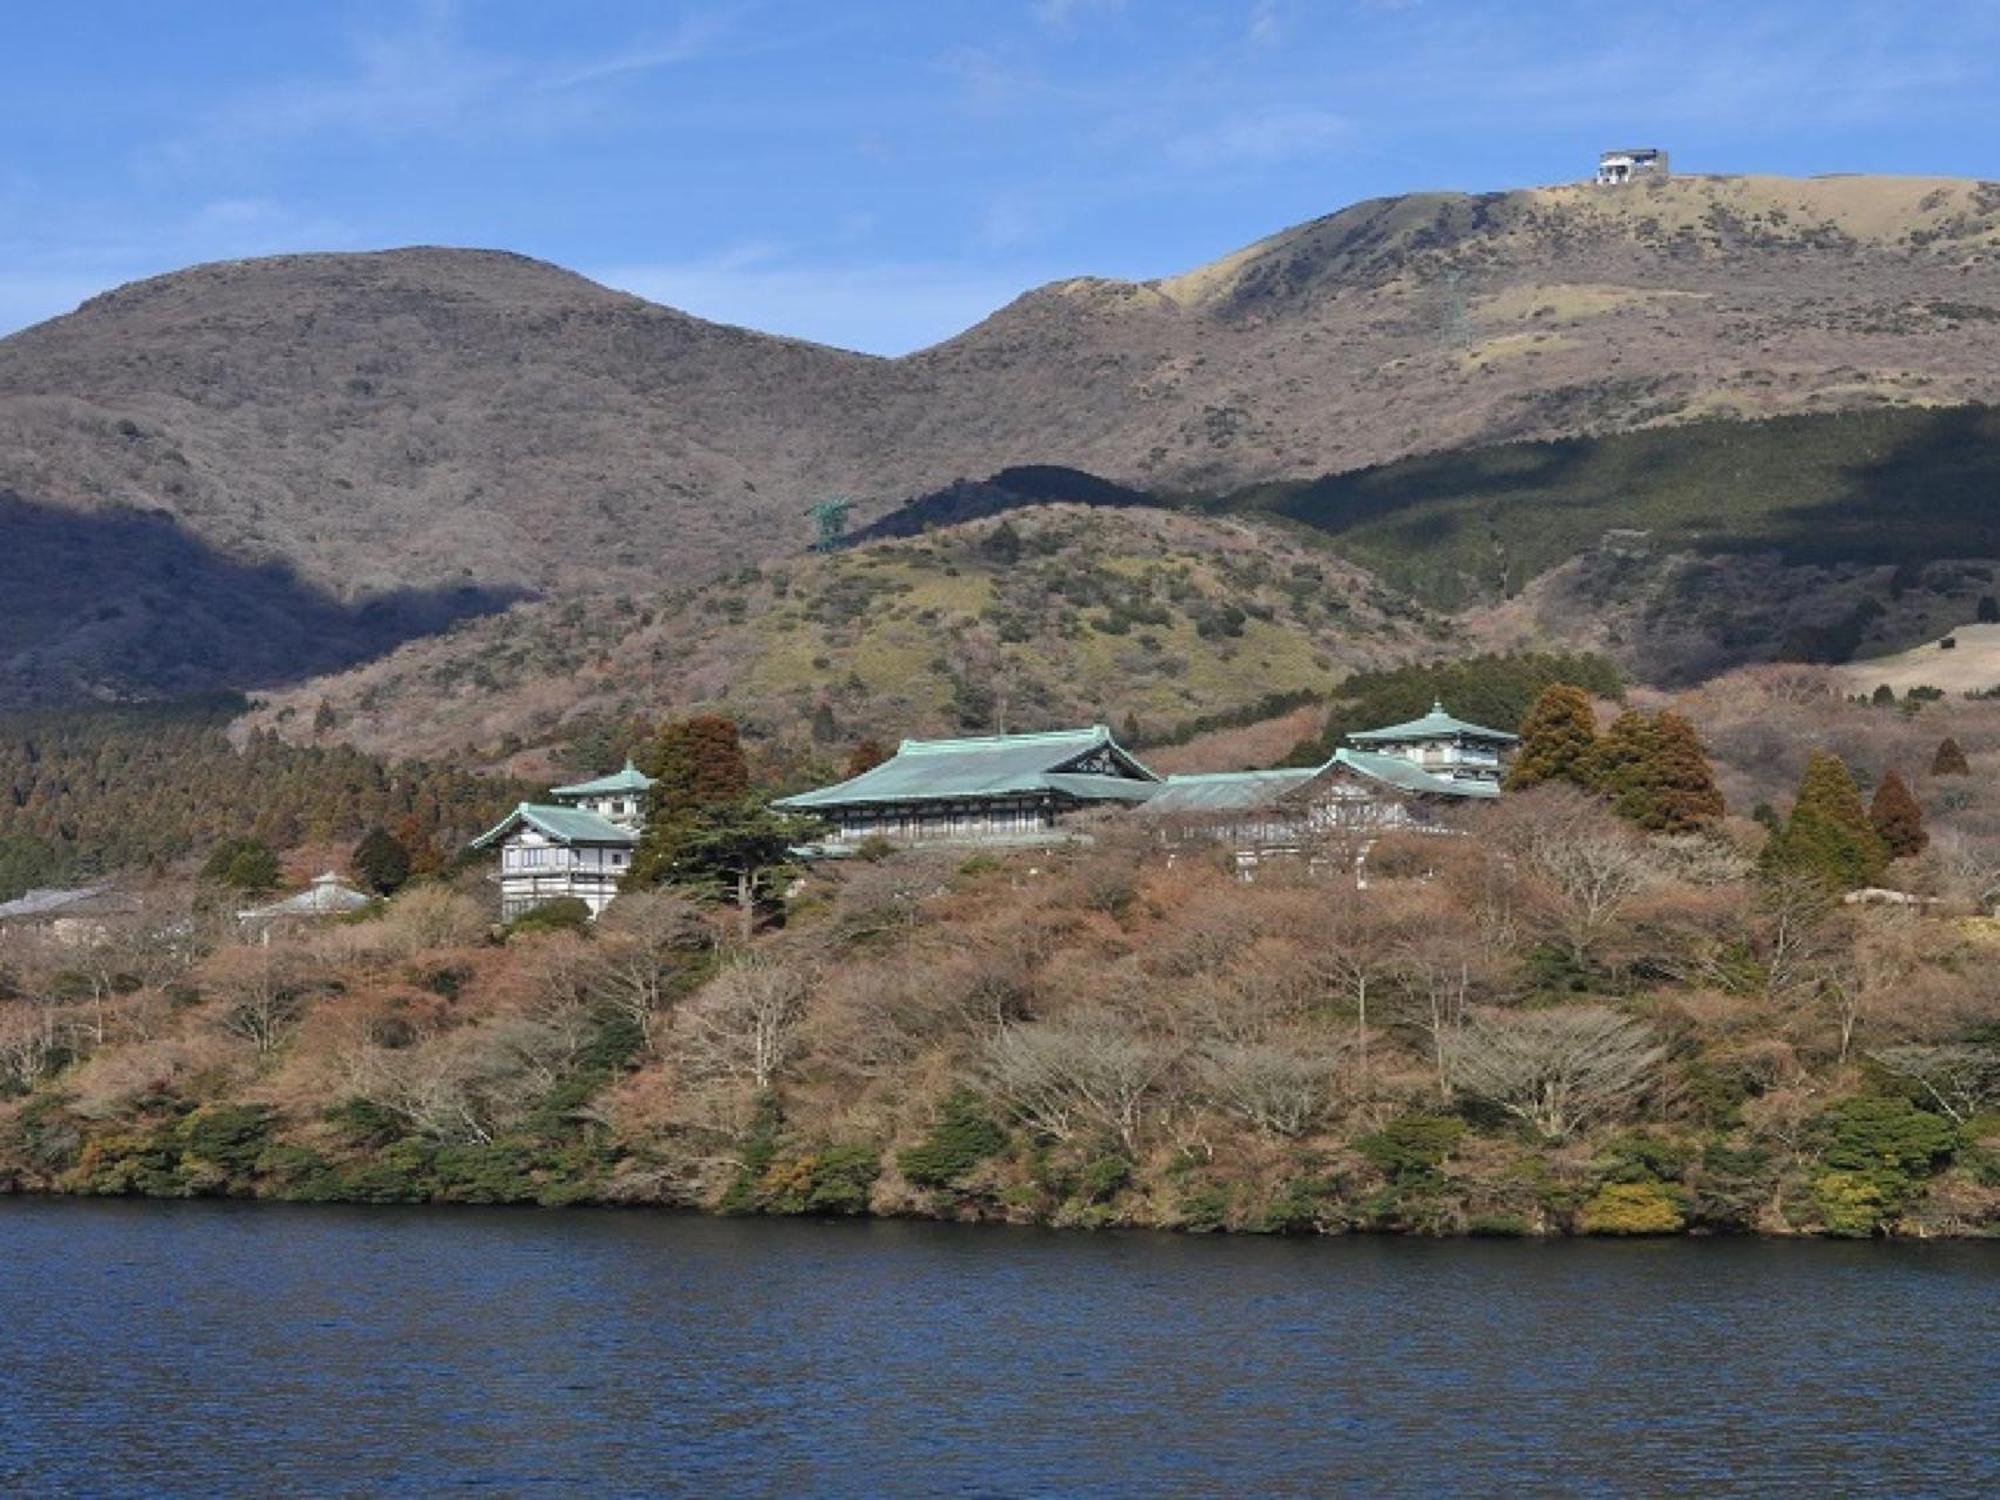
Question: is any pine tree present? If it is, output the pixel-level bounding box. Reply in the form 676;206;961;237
352;827;413;895
630;716;753;889
1762;752;1889;892
1868;770;1928;860
1506;684;1599;791
203;836;281;892
1931;736;1971;776
643;716;750;813
628;798;822;941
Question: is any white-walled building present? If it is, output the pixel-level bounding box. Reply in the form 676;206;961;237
1596;147;1669;185
470;760;654;919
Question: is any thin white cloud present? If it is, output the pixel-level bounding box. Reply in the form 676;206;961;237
145;0;739;175
541;11;734;89
1033;0;1126;29
1167;107;1350;169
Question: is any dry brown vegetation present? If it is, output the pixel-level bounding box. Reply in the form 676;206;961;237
8;175;2000;706
242;507;1442;771
4;735;1995;1236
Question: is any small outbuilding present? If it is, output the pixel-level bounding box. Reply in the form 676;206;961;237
238;872;376;935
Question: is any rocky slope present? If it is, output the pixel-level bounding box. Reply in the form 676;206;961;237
7;174;2000;705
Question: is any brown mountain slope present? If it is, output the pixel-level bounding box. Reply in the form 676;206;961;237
6;174;2000;705
240;506;1443;772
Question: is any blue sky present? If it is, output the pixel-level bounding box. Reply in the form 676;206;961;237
3;1;1996;354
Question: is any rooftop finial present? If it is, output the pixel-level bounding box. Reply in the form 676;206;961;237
1432;698;1445;714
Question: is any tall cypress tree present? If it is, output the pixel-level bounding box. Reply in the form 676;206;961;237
1868;770;1928;860
1586;710;1664;824
1646;711;1727;833
1587;709;1725;832
1762;751;1889;891
1931;737;1970;777
1506;684;1599;791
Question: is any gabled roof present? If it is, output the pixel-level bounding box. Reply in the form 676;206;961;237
549;760;655;798
469;802;642;850
0;883;136;922
1347;700;1518;744
1140;750;1496;816
1333;748;1500;798
239;872;376;921
775;725;1160;809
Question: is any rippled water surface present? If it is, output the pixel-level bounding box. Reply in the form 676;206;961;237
1;1200;1995;1496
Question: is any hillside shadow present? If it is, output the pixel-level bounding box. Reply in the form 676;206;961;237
0;493;522;709
1740;404;2000;567
846;466;1159;546
1261;439;1595;541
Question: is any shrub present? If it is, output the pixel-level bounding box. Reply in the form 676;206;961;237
506;898;593;938
1578;1181;1685;1235
899;1092;1008;1188
1809;1096;1961;1234
1357;1114;1465;1180
754;1144;882;1215
1176;1181;1232;1233
178;1105;275;1174
1811;1170;1893;1238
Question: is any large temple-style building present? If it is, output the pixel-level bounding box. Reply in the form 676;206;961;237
470;760;655;919
776;702;1515;857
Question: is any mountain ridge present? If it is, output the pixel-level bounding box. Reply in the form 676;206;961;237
6;172;2000;707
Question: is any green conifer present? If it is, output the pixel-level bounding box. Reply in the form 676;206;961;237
1762;751;1889;892
352;827;413;895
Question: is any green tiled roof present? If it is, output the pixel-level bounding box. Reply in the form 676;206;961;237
775;725;1159;809
1141;752;1495;815
549;760;655;798
1334;748;1499;798
469;802;641;850
1348;700;1518;744
1141;768;1319;814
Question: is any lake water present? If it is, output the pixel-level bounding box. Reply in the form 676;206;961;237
1;1201;1994;1497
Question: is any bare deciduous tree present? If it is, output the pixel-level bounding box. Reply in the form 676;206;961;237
1386;923;1503;1102
0;1002;62;1094
205;946;312;1054
1498;786;1659;969
674;954;813;1091
341;1014;585;1143
1869;1044;2000;1125
1441;1006;1663;1138
592;890;712;1047
982;1011;1174;1151
1194;1039;1343;1137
